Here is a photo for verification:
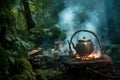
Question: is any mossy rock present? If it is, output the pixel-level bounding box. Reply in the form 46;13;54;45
12;57;36;80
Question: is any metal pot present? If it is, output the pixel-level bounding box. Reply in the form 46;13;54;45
68;30;102;56
72;36;94;56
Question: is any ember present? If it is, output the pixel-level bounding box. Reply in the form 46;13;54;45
74;51;101;60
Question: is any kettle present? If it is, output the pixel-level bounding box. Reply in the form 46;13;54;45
68;30;102;56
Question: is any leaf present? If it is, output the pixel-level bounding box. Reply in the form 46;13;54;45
27;41;35;49
6;36;12;41
21;41;31;50
5;34;15;41
16;36;21;41
9;56;15;64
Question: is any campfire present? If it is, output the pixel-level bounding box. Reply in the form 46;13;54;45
61;30;113;79
74;51;101;60
67;30;103;61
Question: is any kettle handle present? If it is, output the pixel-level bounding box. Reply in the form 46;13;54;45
69;30;103;56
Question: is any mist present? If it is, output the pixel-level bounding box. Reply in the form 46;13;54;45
58;0;110;51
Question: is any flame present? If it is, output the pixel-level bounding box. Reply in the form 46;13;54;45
75;51;101;60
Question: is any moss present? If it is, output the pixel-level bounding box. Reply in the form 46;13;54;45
34;69;48;80
13;70;36;80
16;57;33;70
12;57;36;80
34;69;62;80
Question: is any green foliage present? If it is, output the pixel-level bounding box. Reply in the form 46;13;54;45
0;0;65;80
12;57;36;80
30;24;64;47
0;1;35;80
50;25;62;39
11;7;26;31
0;0;15;10
106;44;120;63
0;48;9;79
5;32;35;57
29;0;53;9
13;70;36;80
12;0;66;48
34;69;62;80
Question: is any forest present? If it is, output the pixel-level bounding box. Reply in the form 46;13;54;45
0;0;120;80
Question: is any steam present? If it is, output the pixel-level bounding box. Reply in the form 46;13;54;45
58;0;109;54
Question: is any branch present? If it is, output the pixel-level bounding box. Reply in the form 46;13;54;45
86;67;120;79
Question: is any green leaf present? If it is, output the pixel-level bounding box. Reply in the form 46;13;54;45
5;34;15;41
21;41;31;50
9;56;15;64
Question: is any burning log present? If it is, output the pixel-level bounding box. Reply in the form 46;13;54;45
62;54;114;80
74;51;101;60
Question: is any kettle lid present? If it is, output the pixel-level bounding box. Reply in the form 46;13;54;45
78;36;90;42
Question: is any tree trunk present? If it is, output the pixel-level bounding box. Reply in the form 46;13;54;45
104;0;116;43
23;0;35;30
112;0;120;44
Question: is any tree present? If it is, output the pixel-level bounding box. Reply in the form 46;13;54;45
104;0;116;43
22;0;35;30
0;0;36;79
